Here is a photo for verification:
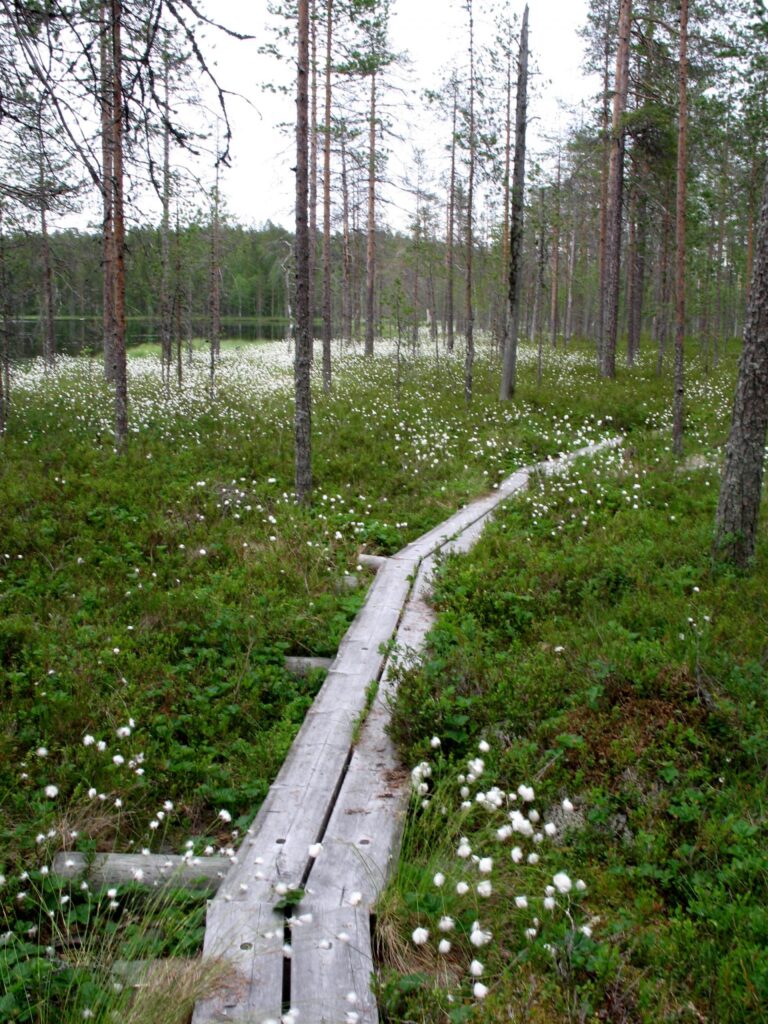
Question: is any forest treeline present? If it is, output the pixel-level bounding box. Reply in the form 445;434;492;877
0;1;764;369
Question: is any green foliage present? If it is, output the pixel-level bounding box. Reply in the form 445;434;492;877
385;355;768;1022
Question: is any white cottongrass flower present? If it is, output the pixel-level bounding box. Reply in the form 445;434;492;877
525;926;538;940
553;872;572;894
457;841;472;859
518;784;535;802
433;872;445;887
580;925;593;937
438;915;454;932
470;959;484;977
456;881;469;895
218;809;232;823
411;927;429;946
544;822;557;837
438;938;452;954
82;735;95;746
473;982;489;999
470;924;492;947
348;891;362;906
478;857;493;874
430;736;441;748
511;846;523;863
562;797;574;813
515;895;528;909
477;880;492;898
478;739;490;753
44;785;58;798
544;896;556;911
36;747;48;757
576;879;587;892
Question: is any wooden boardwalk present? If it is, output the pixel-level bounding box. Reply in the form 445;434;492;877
182;441;619;1023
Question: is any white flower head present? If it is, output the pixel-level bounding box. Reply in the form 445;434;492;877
473;982;488;999
44;785;58;798
411;927;429;946
470;959;483;977
553;872;572;894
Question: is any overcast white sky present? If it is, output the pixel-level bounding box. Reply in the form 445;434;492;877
192;0;598;232
59;1;596;233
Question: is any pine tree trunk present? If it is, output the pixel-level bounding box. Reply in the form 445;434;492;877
713;168;768;567
499;3;529;399
160;57;172;392
464;0;476;405
446;80;457;354
295;0;313;502
309;0;318;354
672;0;688;455
340;126;352;346
0;206;8;434
100;0;116;382
550;145;561;349
110;0;128;445
40;203;55;367
597;0;613;358
364;72;376;357
321;0;333;391
600;0;632;378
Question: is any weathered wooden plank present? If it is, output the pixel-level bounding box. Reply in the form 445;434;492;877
52;852;231;892
358;553;388;570
192;901;284;1024
290;904;378;1023
284;655;334;676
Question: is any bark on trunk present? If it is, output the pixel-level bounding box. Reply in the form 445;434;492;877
160;57;172;391
110;0;128;445
499;4;529;399
321;0;333;391
100;0;116;382
340;126;352;345
713;168;768;566
364;71;376;356
464;0;476;405
446;78;458;353
600;0;632;378
672;0;688;455
295;0;313;502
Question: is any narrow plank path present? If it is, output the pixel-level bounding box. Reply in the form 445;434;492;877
193;439;620;1024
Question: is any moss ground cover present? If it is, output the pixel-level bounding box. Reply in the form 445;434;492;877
382;366;767;1023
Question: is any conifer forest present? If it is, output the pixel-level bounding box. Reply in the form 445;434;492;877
0;2;767;1022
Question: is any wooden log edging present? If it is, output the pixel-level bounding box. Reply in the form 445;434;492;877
192;439;621;1024
52;852;231;892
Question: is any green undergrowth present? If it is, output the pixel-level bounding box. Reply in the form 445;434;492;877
0;339;741;1020
382;432;768;1023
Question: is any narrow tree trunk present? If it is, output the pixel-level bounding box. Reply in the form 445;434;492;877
295;0;313;501
564;209;577;345
597;0;613;358
672;0;688;455
110;0;128;445
174;209;183;387
209;157;221;387
534;188;546;386
309;0;318;354
499;3;529;399
464;0;476;404
321;0;333;390
100;0;116;381
364;71;376;356
550;145;561;348
627;188;647;366
160;56;172;391
600;0;632;378
0;205;8;434
446;79;458;353
39;202;55;367
340;126;352;345
713;168;768;566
